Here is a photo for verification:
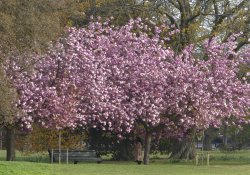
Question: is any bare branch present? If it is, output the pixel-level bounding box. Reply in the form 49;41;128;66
168;0;180;9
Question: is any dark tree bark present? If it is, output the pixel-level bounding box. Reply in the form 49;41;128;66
170;134;196;160
223;125;228;146
143;131;152;165
113;139;134;161
0;128;3;150
6;127;15;161
203;132;212;151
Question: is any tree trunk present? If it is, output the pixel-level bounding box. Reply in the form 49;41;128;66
223;125;228;146
112;141;134;160
6;127;15;161
115;139;133;161
203;133;212;151
143;132;151;165
0;129;3;150
58;130;61;164
170;136;196;160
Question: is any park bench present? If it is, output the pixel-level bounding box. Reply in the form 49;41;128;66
48;149;102;164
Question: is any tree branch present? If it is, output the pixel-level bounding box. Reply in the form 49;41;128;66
168;0;180;9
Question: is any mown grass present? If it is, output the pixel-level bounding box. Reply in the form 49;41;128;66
1;150;250;175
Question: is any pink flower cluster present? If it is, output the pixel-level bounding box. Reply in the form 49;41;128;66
4;18;249;136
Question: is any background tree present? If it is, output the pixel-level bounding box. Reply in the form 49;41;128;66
134;0;250;51
87;128;135;160
78;0;250;51
0;0;86;161
15;124;87;153
0;67;19;160
79;0;144;25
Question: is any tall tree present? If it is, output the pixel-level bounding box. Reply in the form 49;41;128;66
0;0;84;161
7;19;249;164
135;0;250;51
81;0;144;25
0;0;86;53
133;0;250;158
77;1;250;51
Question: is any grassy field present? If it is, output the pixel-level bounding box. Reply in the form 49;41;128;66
1;150;250;175
1;161;250;175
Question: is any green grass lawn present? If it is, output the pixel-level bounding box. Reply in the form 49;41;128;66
1;161;250;175
1;150;250;175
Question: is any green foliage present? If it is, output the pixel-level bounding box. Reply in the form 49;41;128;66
15;125;87;152
0;0;85;53
151;138;172;155
87;128;134;160
0;69;18;125
82;0;144;26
